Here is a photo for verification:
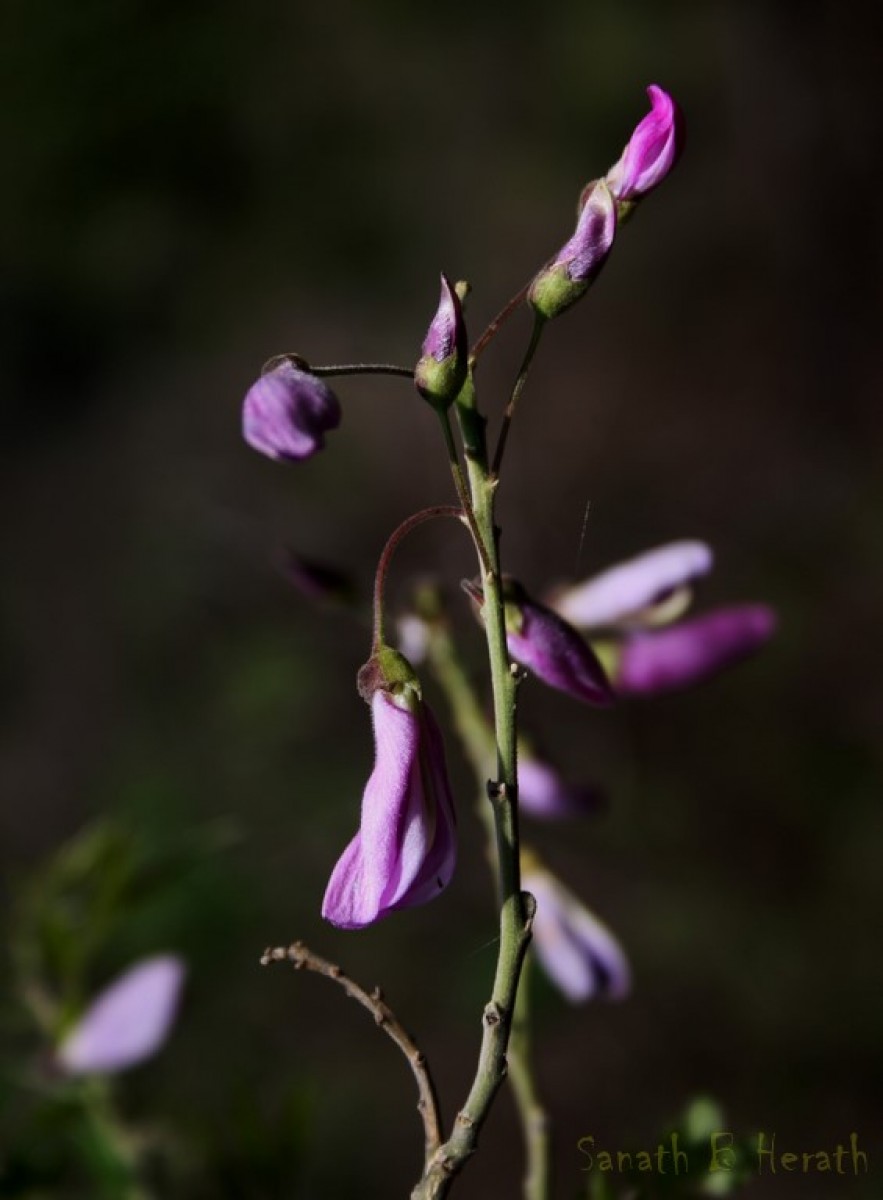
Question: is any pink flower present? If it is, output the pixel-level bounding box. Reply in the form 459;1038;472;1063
523;867;630;1003
242;360;341;462
549;543;776;697
322;668;457;929
57;956;185;1075
605;85;684;203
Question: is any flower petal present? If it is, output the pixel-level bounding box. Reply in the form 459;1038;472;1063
525;871;630;1003
57;956;185;1075
615;604;777;695
322;692;456;929
553;541;713;631
518;756;602;820
605;85;684;202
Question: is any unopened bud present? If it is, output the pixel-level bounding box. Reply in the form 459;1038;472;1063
528;180;616;321
414;273;468;409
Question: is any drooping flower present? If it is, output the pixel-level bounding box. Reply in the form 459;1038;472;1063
523;862;630;1003
469;579;613;707
548;543;775;695
553;541;713;631
414;273;468;408
518;751;602;819
528;179;617;321
322;650;456;929
614;605;777;696
242;359;341;462
605;84;684;204
57;956;185;1075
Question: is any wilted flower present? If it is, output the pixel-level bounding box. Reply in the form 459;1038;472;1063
549;542;775;696
242;359;341;462
615;605;777;696
322;650;456;929
518;751;602;819
528;180;617;320
415;273;468;408
523;863;630;1003
57;956;185;1075
468;579;613;707
605;84;684;203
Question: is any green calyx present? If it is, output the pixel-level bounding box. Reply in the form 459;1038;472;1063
527;263;588;321
415;353;467;411
357;645;422;705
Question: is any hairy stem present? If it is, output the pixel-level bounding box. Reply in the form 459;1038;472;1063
507;957;552;1200
262;941;443;1161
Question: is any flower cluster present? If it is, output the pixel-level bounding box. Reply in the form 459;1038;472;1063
239;84;773;1019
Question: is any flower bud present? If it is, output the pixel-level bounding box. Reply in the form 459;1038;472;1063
57;956;185;1075
613;604;777;695
528;180;616;321
323;649;457;929
414;273;468;409
503;580;614;706
605;85;684;204
522;862;630;1003
242;359;341;462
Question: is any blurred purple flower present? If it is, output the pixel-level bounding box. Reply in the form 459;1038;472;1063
322;686;457;929
553;540;713;630
57;956;185;1075
524;867;630;1003
616;605;777;696
503;583;614;707
415;273;468;407
605;84;684;203
518;754;602;820
242;360;341;462
549;543;776;697
528;180;617;320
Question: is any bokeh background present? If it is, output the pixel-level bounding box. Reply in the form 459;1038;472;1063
2;0;882;1196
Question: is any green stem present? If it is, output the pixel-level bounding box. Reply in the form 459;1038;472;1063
507;957;552;1200
261;353;414;380
424;611;551;1200
491;313;546;478
412;381;533;1200
437;409;491;575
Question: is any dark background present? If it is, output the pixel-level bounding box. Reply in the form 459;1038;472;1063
2;0;881;1196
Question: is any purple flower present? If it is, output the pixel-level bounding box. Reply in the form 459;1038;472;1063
242;360;341;462
553;541;713;630
524;866;630;1003
498;581;614;707
57;956;185;1075
615;605;777;696
322;672;457;930
605;85;684;203
415;273;468;408
528;180;617;320
518;754;602;819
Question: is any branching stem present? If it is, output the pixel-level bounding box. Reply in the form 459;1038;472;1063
261;941;443;1162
